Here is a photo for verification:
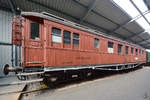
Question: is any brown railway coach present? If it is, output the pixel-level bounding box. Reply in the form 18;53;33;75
3;12;146;82
12;12;146;69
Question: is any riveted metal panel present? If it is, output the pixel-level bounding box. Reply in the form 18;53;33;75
0;45;12;76
0;10;13;77
0;10;13;43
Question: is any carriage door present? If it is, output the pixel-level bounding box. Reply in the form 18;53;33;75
25;20;44;67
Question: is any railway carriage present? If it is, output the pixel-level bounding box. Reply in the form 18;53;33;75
3;12;146;85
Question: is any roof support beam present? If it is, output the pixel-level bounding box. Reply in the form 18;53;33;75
79;0;97;24
109;10;150;34
72;0;148;45
0;6;12;12
129;0;150;46
26;0;127;39
130;0;150;25
144;0;150;11
137;38;150;44
25;0;147;48
73;0;132;33
72;0;116;24
126;31;146;39
25;0;125;37
8;0;16;14
25;0;109;33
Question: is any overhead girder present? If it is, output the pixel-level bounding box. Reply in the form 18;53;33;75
79;0;97;24
72;0;150;47
18;0;149;48
138;38;150;44
129;0;150;46
130;0;150;25
109;9;150;35
8;0;17;14
0;6;12;12
25;0;126;39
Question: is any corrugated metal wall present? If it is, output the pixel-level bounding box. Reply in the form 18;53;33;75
0;10;13;77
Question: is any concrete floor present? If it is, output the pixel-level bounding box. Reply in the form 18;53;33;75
0;76;26;100
29;67;150;100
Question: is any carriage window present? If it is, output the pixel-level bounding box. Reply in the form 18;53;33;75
139;49;141;56
52;27;61;43
108;42;114;53
136;49;138;56
94;38;99;48
30;23;39;40
142;50;144;56
118;44;122;54
131;47;134;55
125;46;128;55
73;33;79;46
63;30;71;44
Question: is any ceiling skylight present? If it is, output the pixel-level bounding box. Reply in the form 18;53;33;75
113;0;150;33
145;13;150;22
132;0;148;13
113;0;140;18
136;17;149;30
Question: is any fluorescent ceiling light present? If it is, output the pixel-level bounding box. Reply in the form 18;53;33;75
113;0;150;33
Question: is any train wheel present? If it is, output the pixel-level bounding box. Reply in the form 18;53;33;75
43;77;54;88
43;76;59;88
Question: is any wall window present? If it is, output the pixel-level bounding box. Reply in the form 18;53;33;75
131;47;134;55
52;27;61;43
108;42;114;53
125;46;128;55
73;33;79;46
30;23;40;40
118;44;123;54
63;30;71;44
94;38;99;48
136;49;138;56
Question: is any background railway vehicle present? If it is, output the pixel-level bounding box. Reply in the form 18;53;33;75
144;51;150;66
3;12;147;86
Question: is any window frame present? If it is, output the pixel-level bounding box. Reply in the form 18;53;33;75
135;48;138;56
73;33;80;46
94;38;99;49
142;50;144;56
118;44;123;54
139;49;141;56
125;46;129;55
30;22;40;40
108;41;114;53
51;27;62;43
131;47;134;56
63;30;71;44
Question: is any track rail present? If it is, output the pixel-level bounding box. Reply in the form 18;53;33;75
0;78;43;86
0;86;49;96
